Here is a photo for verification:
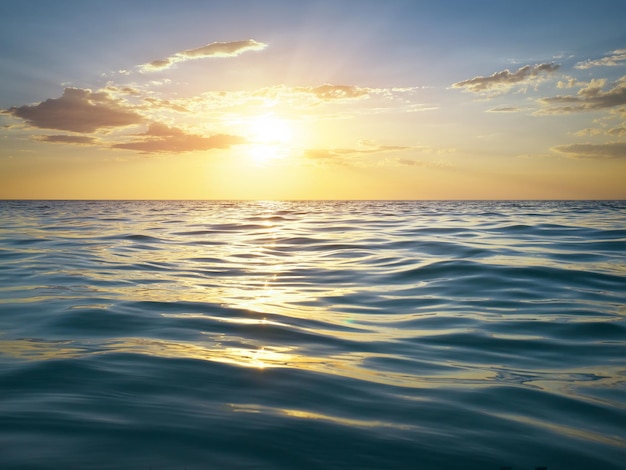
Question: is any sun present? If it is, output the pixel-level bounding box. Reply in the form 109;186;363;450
245;114;295;164
249;114;293;144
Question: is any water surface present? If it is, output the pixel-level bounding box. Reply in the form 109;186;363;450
1;200;625;469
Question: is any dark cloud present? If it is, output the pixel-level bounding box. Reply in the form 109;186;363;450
140;39;267;72
37;135;96;144
452;63;560;94
145;59;172;71
552;142;626;159
537;77;626;114
6;88;142;133
112;122;246;153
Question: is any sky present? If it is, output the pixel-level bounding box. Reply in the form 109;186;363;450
1;0;625;200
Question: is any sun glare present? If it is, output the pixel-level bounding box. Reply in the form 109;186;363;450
245;114;295;164
250;114;293;144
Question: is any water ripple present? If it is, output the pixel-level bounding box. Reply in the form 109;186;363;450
0;200;625;469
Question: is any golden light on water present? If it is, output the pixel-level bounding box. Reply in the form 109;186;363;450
229;403;414;430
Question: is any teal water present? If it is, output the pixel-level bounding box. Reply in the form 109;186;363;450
0;200;625;469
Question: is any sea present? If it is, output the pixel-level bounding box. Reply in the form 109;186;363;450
0;200;624;470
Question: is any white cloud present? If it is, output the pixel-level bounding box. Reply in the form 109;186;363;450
575;49;626;70
140;39;267;72
452;63;560;95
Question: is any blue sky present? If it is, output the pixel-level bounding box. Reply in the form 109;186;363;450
1;0;625;199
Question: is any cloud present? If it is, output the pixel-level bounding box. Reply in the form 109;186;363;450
537;76;626;114
394;158;453;169
155;84;423;121
143;98;189;113
487;106;522;113
302;141;454;166
302;84;371;100
260;83;416;103
452;63;560;94
140;39;267;72
5;88;142;133
247;84;374;104
303;141;414;165
574;127;606;137
577;78;608;97
295;84;427;104
552;142;626;159
557;77;586;89
574;124;626;137
111;122;245;153
608;126;626;137
575;49;626;69
37;135;96;145
306;143;410;158
396;158;429;167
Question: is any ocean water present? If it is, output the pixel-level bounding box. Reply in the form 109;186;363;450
0;200;624;470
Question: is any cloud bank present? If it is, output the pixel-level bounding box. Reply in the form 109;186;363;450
538;76;626;113
452;63;560;94
112;122;245;153
6;88;142;133
3;80;417;156
140;39;267;72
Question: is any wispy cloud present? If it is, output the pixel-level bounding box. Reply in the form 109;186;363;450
124;84;423;125
111;122;245;153
575;124;626;137
487;106;522;113
452;63;560;95
575;49;626;69
248;84;378;105
5;88;142;133
552;142;626;159
140;39;267;72
37;135;96;145
103;83;395;118
394;158;452;168
303;141;424;166
608;125;626;136
298;84;371;100
537;76;626;114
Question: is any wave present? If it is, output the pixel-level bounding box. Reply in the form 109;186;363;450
0;200;625;469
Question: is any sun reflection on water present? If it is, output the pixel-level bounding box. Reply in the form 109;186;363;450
229;403;415;431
